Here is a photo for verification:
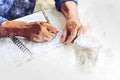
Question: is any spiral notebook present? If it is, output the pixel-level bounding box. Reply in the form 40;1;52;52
0;9;65;66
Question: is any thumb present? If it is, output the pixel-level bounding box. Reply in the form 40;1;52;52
60;27;67;43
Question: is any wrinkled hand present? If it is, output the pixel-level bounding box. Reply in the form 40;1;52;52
26;21;58;42
1;21;58;42
60;19;85;44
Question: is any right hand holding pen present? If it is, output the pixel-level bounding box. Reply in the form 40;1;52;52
1;21;58;42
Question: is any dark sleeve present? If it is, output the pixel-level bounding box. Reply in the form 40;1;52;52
54;0;78;11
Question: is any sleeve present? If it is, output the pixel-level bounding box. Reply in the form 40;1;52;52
0;0;14;25
0;16;7;25
54;0;78;11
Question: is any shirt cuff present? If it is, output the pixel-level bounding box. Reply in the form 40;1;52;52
0;16;7;25
55;0;78;11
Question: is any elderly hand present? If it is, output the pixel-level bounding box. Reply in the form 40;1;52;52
60;19;85;44
1;21;58;42
60;1;86;44
26;21;58;42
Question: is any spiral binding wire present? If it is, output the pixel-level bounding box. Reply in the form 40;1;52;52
10;36;33;56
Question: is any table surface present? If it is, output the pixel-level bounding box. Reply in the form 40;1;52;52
0;0;120;80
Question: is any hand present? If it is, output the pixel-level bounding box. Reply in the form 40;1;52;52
60;1;86;44
26;21;58;42
60;19;85;44
1;21;58;42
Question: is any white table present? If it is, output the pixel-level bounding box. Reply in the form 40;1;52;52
0;0;120;79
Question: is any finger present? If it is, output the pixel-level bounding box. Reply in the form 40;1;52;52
44;29;56;40
43;23;58;34
65;27;78;44
47;25;58;34
77;26;87;36
44;34;56;41
77;27;84;36
39;27;56;41
60;27;67;43
32;34;43;42
32;28;56;42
